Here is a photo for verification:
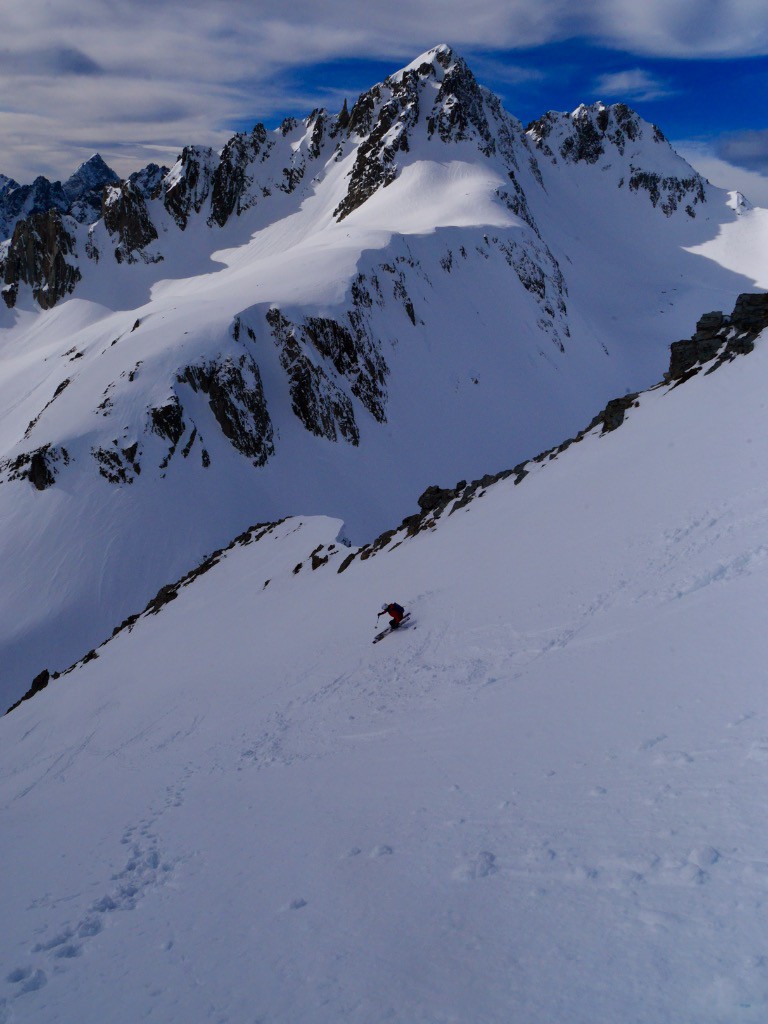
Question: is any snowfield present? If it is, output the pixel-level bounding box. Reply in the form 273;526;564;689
2;330;768;1023
0;45;766;710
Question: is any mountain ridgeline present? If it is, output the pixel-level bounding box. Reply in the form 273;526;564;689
8;287;767;716
0;46;713;484
0;43;760;710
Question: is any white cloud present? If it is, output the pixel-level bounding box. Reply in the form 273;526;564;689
588;0;768;57
1;0;767;181
593;69;674;101
676;141;768;208
716;130;768;173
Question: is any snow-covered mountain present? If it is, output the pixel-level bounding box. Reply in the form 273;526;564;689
0;154;119;241
0;44;766;711
2;295;768;1022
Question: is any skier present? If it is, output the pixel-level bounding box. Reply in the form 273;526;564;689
378;602;406;629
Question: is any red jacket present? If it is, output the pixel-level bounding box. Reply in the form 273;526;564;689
385;603;404;623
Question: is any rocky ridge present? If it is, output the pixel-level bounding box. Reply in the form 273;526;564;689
0;45;581;488
335;291;768;571
0;155;119;242
8;291;766;715
527;102;708;217
1;48;711;309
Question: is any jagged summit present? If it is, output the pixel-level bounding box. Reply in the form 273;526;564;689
526;99;708;216
63;154;119;202
388;42;455;81
3;277;768;1020
0;154;120;242
0;44;761;711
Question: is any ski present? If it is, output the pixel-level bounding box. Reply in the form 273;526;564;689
373;612;411;643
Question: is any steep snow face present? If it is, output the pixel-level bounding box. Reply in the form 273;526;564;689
686;204;768;288
0;45;764;710
2;330;768;1023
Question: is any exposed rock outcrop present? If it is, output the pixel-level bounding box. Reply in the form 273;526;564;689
103;180;160;263
179;353;274;464
266;308;359;444
2;209;81;309
128;162;169;200
0;176;69;242
0;444;71;488
334;45;538;225
302;311;388;422
163;146;217;229
426;48;496;154
334;73;418;221
209;124;270;227
527;102;708;217
63;154;120;223
666;293;768;383
0;156;120;242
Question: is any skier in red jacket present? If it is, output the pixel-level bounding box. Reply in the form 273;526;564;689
378;602;405;629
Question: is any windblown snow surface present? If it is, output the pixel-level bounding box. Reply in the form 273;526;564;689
2;329;768;1023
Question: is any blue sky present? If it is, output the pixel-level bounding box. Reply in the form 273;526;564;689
2;0;767;203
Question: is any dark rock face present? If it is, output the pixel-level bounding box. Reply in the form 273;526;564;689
427;53;495;155
128;162;169;200
209;124;270;228
335;46;515;222
302;311;388;422
0;174;19;199
150;397;186;447
29;449;56;489
418;484;458;513
600;394;639;432
0;444;70;488
5;668;51;715
2;209;81;309
179;353;274;465
527;102;707;217
264;285;389;432
329;44;546;255
0;156;120;241
89;320;276;483
528;103;642;163
628;170;705;216
0;176;70;241
266;308;360;444
62;154;120;223
163;146;217;229
308;109;327;160
92;444;139;484
334;74;417;221
103;180;160;263
666;293;768;382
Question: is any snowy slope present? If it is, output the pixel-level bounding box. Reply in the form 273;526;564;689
2;324;768;1022
0;44;765;710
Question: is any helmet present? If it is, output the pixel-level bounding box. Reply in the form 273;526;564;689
381;602;389;611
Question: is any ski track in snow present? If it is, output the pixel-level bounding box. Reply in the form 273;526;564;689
5;341;768;1018
2;773;189;1015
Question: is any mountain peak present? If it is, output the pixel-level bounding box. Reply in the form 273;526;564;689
63;153;119;198
391;43;456;81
